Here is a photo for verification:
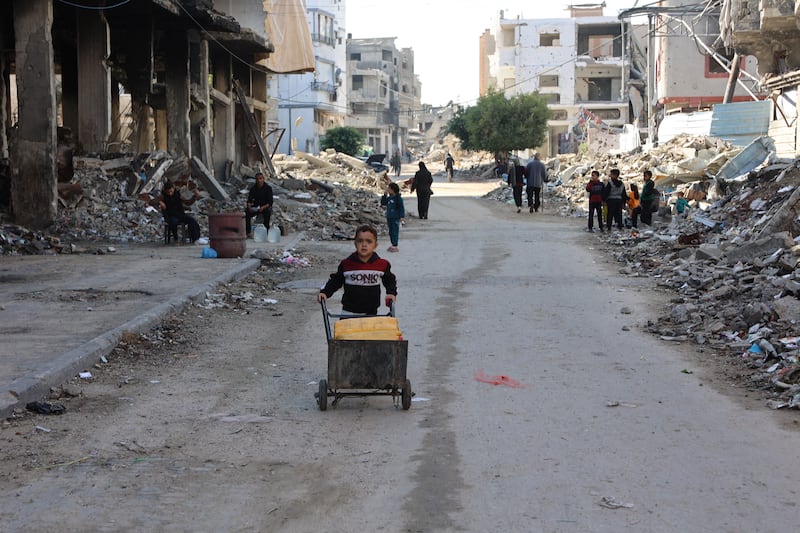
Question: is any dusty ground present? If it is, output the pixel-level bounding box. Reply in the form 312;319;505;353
0;244;349;530
1;194;798;531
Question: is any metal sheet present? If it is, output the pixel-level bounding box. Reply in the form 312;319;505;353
710;100;771;147
327;340;408;389
657;111;712;144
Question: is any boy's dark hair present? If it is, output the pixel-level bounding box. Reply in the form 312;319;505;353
388;182;400;194
610;168;620;178
354;224;378;240
163;181;174;192
643;170;652;178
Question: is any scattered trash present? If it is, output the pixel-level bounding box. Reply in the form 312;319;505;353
598;496;634;509
201;247;218;259
196;237;209;245
606;400;638;408
78;371;92;379
35;425;52;432
681;369;694;374
26;401;66;415
279;251;310;266
474;369;528;388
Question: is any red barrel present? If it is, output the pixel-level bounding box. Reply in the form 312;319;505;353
208;213;246;258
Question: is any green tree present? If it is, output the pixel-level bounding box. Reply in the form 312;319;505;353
447;90;550;156
321;126;364;156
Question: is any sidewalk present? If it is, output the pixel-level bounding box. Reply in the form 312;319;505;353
0;234;303;419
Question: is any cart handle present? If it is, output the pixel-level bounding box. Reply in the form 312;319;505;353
321;299;396;341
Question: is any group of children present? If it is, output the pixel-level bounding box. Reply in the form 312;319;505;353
585;169;690;233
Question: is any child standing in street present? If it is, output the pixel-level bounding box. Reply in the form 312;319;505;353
380;182;405;252
317;224;397;315
585;170;605;232
627;183;641;229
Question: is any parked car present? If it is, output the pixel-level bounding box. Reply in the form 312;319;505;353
361;154;389;173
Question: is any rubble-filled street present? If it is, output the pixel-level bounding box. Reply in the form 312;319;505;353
2;133;800;412
2;181;799;531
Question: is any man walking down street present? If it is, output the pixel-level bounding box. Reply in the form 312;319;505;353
444;152;455;182
525;152;547;213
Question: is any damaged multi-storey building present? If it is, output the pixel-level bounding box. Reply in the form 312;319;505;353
718;0;800;156
0;0;315;230
481;4;640;157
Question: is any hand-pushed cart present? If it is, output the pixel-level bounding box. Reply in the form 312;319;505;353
316;300;411;411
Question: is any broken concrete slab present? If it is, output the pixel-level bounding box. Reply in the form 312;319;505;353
191;156;229;201
724;232;795;265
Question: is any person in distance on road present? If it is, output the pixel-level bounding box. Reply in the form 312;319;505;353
390;149;402;177
410;161;434;220
380;182;406;252
585;170;605;233
444;152;455;182
508;157;525;213
317;224;398;315
524;151;547;213
627;183;641;229
640;169;656;226
603;168;627;231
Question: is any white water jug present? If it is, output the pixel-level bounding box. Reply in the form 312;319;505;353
253;225;267;242
267;226;281;243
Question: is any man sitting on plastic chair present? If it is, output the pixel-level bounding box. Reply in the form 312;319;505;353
160;180;201;243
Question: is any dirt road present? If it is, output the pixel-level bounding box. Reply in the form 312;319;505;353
2;191;798;532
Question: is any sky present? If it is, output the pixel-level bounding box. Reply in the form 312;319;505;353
344;0;641;107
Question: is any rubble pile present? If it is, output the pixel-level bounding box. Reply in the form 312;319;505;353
0;148;401;254
544;137;800;410
480;134;800;408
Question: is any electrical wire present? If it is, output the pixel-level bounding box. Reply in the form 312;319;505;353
56;0;131;9
172;1;273;75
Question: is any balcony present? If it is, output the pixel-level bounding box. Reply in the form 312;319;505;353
312;33;335;47
310;81;336;94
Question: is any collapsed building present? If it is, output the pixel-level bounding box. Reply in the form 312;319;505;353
0;0;319;231
531;134;800;410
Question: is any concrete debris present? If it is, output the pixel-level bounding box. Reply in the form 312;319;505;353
0;148;402;255
512;133;800;409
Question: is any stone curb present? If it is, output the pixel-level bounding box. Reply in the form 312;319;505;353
0;258;263;420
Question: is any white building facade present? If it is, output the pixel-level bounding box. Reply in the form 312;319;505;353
345;37;421;158
483;8;632;156
275;0;347;155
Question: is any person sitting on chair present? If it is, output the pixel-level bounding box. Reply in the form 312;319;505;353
245;171;273;238
160;181;201;243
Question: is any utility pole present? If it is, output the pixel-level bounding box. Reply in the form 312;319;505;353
723;52;741;104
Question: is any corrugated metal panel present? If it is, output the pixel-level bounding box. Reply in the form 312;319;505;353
768;120;797;158
710;100;771;147
657;111;712;144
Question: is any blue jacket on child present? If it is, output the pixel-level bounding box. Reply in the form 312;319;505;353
381;193;405;219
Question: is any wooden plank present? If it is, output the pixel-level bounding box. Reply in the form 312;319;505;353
232;78;278;180
139;159;173;195
191;156;230;201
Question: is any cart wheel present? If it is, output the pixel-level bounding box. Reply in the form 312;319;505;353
318;379;328;411
401;379;412;410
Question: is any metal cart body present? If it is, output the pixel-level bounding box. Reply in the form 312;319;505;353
317;301;411;410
